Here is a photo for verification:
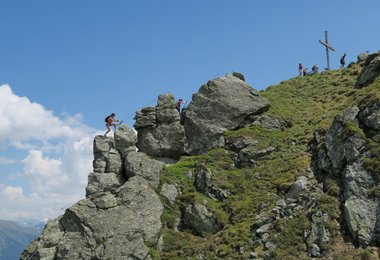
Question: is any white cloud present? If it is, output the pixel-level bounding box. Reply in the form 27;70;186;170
22;150;67;193
0;186;82;220
0;84;101;221
0;85;84;147
1;186;24;199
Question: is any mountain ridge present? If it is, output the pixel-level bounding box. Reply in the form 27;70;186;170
21;51;380;259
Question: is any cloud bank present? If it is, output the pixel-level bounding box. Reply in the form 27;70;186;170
0;84;100;221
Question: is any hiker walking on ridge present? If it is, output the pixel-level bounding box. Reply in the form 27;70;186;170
340;53;346;68
298;63;303;77
104;113;121;136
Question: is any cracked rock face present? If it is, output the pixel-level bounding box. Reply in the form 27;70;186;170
21;176;163;260
181;203;223;237
134;93;186;160
357;53;380;87
311;105;380;247
183;73;270;155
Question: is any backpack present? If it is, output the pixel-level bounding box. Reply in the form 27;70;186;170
105;116;112;123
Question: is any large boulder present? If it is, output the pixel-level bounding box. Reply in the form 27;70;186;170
248;114;282;131
86;171;122;197
124;151;164;188
183;73;270;155
181;203;223;237
134;94;186;159
114;124;137;158
21;177;163;260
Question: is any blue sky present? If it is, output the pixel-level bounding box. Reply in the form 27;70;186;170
0;0;379;221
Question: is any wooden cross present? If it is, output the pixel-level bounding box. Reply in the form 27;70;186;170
319;31;335;70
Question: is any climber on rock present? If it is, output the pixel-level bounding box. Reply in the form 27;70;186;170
104;112;122;136
177;98;186;112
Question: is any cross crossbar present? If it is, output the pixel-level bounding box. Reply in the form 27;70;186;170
319;31;335;70
319;40;335;51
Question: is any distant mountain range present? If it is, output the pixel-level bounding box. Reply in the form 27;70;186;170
0;219;43;260
13;218;46;231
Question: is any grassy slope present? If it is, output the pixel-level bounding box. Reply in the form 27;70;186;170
155;58;380;259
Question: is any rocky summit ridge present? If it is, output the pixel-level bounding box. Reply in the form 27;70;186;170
21;52;380;259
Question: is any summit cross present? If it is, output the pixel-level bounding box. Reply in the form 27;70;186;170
319;31;335;70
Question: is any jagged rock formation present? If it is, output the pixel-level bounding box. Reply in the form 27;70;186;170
21;126;164;260
310;104;380;247
305;211;330;257
357;52;380;87
251;169;324;258
183;73;270;155
87;136;126;196
134;93;185;160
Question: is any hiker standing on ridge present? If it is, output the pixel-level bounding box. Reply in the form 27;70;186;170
312;64;319;74
298;63;303;77
303;68;309;76
104;113;120;136
340;53;346;68
177;99;186;112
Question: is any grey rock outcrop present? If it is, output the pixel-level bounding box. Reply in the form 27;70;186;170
160;183;179;206
93;135;123;175
124;151;164;188
86;171;122;196
248;114;282;131
358;100;380;135
357;52;370;62
183;73;270;155
114;124;137;158
88;135;126;197
194;164;230;201
225;136;258;152
285;176;312;199
357;52;380;87
225;134;276;168
310;106;380;246
181;203;223;237
236;146;276;168
305;211;330;257
134;94;185;159
22;125;164;260
21;176;163;260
